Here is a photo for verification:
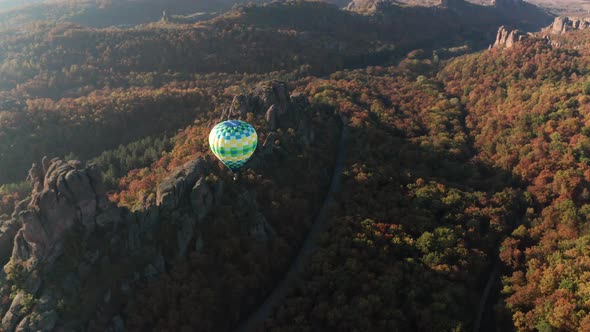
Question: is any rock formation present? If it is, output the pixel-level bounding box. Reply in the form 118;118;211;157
156;158;209;212
234;191;275;243
345;0;392;13
0;216;19;268
222;80;314;145
0;81;315;331
0;159;115;331
9;159;105;272
492;26;529;49
0;157;223;331
550;17;590;35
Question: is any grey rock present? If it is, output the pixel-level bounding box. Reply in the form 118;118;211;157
2;292;26;331
249;212;276;242
224;94;255;120
10;158;104;271
290;93;313;144
492;26;529;49
552;17;570;34
10;230;34;268
222;81;313;146
191;178;214;223
26;163;44;195
255;81;290;116
41;157;50;176
345;0;392;13
63;169;97;228
16;291;57;332
265;105;278;131
176;215;196;259
235;191;276;242
0;218;20;267
139;204;160;233
11;198;30;220
550;16;590;35
262;132;278;156
156;158;209;211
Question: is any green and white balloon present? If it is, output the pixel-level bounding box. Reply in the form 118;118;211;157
209;120;258;173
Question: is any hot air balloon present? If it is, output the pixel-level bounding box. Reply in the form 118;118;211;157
209;120;258;178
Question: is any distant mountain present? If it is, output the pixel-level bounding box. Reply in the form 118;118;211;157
0;0;352;29
0;0;41;11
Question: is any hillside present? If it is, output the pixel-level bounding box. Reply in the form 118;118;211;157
0;1;552;186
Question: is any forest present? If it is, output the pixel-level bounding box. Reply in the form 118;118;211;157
1;0;589;331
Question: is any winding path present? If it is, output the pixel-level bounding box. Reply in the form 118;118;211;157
473;260;502;332
234;118;350;332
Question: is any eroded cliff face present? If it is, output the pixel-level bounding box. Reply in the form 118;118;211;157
10;160;104;272
222;80;315;145
550;17;590;35
345;0;391;13
0;158;116;331
492;25;530;49
0;80;321;331
0;158;239;332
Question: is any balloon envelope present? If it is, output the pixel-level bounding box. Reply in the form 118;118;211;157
208;120;258;172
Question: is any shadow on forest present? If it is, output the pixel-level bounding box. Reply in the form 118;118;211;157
328;107;529;331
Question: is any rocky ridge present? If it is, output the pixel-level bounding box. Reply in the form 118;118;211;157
491;25;530;49
0;80;315;331
550;16;590;35
222;80;314;145
344;0;392;13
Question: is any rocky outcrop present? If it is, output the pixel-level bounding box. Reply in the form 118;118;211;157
345;0;391;13
492;26;529;49
9;159;105;271
235;191;275;243
156;158;209;212
290;93;314;145
154;158;226;260
0;217;19;267
222;80;314;145
0;80;319;331
2;292;26;331
0;159;116;331
15;290;57;332
190;177;221;223
550;17;590;35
